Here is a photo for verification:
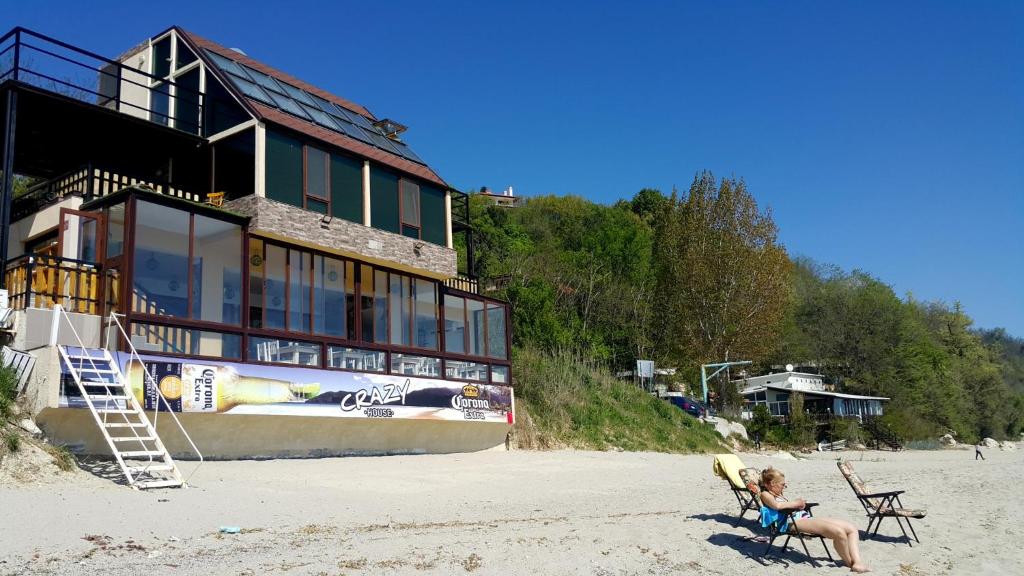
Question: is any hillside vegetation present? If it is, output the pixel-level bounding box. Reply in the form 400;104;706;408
510;346;723;453
465;173;1024;445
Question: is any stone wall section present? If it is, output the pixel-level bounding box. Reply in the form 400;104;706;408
225;196;456;278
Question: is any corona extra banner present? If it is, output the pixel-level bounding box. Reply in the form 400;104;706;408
60;349;514;424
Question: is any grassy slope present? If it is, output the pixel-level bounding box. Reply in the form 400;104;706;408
510;347;724;453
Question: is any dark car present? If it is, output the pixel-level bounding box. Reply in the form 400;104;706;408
667;396;707;418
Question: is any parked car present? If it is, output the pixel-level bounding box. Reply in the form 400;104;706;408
668;396;707;418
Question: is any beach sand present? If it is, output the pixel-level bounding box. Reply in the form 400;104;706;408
1;446;1020;575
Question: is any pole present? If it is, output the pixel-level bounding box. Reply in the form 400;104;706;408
0;88;18;287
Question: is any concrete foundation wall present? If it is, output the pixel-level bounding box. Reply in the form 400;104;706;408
36;408;509;459
23;344;510;459
21;308;103;350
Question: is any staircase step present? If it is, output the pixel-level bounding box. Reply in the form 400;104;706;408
75;368;117;374
135;479;183;489
66;354;110;361
88;395;130;401
127;464;174;474
119;450;165;458
96;408;136;414
104;422;148;428
110;436;156;442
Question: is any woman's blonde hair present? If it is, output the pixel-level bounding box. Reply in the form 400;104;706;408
760;467;785;490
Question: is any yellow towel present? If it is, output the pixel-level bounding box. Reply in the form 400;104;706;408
713;453;747;489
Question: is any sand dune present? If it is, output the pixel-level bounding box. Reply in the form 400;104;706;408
1;446;1020;575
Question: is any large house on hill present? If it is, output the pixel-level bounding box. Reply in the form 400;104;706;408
0;26;512;475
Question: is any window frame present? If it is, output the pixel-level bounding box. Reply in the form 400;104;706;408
399;178;421;239
303;145;331;214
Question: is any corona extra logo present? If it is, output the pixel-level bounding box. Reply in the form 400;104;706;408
462;384;480;398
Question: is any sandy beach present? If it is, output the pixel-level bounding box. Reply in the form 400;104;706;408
1;446;1021;575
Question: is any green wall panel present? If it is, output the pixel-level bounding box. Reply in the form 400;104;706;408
265;130;303;208
420;184;446;246
331;154;363;224
370;168;400;234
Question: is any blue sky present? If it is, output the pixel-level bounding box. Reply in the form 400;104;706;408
8;1;1023;336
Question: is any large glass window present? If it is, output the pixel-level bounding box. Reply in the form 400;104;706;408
192;215;242;325
391;354;440;378
414;279;437;349
344;261;356;340
288;249;311;332
374;269;388;344
486;302;507;359
359;264;375;342
133;201;190;318
249;336;320;366
106;203;125;258
152;36;171;78
400;179;420;239
446;360;488;382
467;298;485;356
314;255;346;337
151;83;171;126
389;273;411;346
491;365;509;384
248;238;265;328
444;294;466;354
173;67;201;134
327;346;385;372
264;244;287;330
306;147;329;210
442;293;508;360
130;322;241;359
175;41;197;70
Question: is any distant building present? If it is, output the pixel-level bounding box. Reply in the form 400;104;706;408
733;370;887;420
478;186;520;208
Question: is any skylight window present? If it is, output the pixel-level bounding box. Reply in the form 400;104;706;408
202;48;428;166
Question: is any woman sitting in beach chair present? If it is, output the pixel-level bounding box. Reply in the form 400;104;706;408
759;468;871;573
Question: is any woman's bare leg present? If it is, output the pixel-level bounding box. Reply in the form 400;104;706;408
792;518;851;566
835;519;869;572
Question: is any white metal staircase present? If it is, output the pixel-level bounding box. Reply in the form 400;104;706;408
52;305;202;489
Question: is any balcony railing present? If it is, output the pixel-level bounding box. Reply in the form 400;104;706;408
0;27;205;135
443;274;479;294
12;163;201;222
3;254;101;314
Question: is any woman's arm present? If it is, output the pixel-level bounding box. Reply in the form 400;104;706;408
760;492;806;512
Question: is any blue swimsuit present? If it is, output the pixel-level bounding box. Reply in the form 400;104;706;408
761;495;810;533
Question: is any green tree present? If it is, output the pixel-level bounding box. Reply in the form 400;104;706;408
655;172;792;374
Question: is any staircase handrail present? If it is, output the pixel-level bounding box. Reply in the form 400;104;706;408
51;305;156;480
108;311;204;483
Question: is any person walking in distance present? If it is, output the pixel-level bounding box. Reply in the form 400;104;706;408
975;442;985;460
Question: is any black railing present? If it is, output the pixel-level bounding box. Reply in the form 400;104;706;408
11;163;201;221
0;27;205;135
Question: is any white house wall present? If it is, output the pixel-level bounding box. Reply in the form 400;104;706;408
115;44;151;122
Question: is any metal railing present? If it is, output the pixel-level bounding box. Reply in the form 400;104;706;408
109;311;204;478
3;254;100;313
11;163;201;221
0;27;206;135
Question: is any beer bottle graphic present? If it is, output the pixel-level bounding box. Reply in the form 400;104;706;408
126;360;320;412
